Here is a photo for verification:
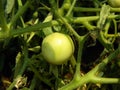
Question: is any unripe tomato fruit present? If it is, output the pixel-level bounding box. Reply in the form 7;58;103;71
108;0;120;7
42;32;74;65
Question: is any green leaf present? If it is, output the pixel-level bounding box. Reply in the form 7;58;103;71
28;46;40;53
5;0;15;14
97;4;110;29
53;25;62;32
42;13;53;36
14;52;23;78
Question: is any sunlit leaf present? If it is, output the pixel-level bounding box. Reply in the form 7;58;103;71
5;0;15;14
42;13;53;36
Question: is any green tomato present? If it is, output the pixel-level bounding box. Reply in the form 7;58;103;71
42;32;74;65
108;0;120;7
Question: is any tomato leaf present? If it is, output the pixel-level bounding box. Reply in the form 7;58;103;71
42;13;53;36
97;4;110;29
5;0;15;14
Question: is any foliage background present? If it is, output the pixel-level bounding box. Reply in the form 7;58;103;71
0;0;120;90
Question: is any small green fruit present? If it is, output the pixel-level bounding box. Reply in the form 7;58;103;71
42;32;74;65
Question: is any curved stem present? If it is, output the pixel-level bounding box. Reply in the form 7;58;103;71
98;30;114;51
81;21;95;30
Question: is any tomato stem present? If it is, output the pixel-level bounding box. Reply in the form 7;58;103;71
9;0;30;28
7;40;29;90
59;44;120;90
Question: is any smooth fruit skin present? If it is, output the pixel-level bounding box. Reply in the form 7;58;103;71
42;32;74;65
108;0;120;7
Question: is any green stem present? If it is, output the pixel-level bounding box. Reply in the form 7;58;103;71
111;19;117;43
80;21;113;51
104;19;111;35
59;35;89;90
58;16;80;39
98;30;114;51
17;0;23;6
7;41;29;90
65;7;120;12
50;0;80;39
10;21;57;36
59;45;120;90
109;7;120;12
73;7;101;12
7;59;29;90
78;17;114;51
92;77;120;84
58;75;91;90
81;21;95;30
73;14;120;23
9;0;30;28
39;2;51;11
74;35;88;77
62;0;71;8
66;0;76;17
106;34;120;37
8;14;120;38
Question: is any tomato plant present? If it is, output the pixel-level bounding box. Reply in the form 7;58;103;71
0;0;120;90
